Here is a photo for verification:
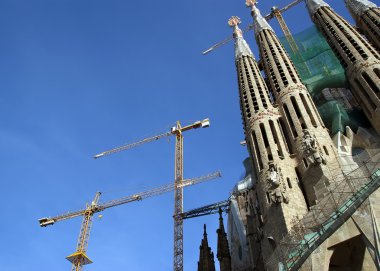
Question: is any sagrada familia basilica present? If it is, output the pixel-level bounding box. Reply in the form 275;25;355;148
196;0;380;270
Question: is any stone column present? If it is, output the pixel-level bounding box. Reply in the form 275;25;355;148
247;1;338;206
229;15;308;263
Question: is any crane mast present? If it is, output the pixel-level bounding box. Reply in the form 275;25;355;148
271;6;299;56
66;193;100;271
173;121;184;271
94;118;211;271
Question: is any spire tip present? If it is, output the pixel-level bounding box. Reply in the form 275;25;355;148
228;16;241;28
245;0;257;8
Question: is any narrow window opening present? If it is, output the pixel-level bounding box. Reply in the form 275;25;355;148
266;192;271;204
253;131;263;170
260;123;269;148
269;120;284;158
303;158;309;168
260;123;273;161
278;118;293;154
375;68;380;80
300;93;317;128
323;146;329;156
291;96;307;129
295;167;310;210
355;78;376;110
287;178;292;189
283;103;298;138
363;72;380;96
307;94;324;126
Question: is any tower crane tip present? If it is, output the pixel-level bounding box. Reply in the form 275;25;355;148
93;153;104;159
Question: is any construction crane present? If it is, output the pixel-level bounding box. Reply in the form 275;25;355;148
264;1;303;56
39;171;221;271
94;118;212;271
180;199;230;220
202;0;304;56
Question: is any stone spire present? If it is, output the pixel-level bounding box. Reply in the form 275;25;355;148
216;208;231;271
197;224;216;271
248;1;337;201
228;12;309;265
228;16;254;59
345;0;380;50
306;0;380;135
305;0;330;16
345;0;377;17
228;15;273;122
247;1;274;36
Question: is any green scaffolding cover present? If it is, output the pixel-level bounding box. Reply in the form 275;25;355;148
279;26;347;94
279;26;368;134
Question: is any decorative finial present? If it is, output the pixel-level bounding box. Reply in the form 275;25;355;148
218;207;223;217
203;224;207;234
245;0;257;8
229;15;254;58
228;16;243;39
228;16;241;28
305;0;330;16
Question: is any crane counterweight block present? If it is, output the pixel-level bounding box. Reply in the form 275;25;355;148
39;218;55;227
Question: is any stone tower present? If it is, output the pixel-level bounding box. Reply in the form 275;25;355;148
246;0;338;206
216;208;231;271
305;0;380;135
197;224;216;271
228;15;308;265
345;0;380;50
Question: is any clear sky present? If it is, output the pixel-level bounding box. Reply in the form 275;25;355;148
0;0;369;271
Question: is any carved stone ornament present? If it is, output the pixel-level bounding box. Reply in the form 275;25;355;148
266;164;289;204
302;130;326;165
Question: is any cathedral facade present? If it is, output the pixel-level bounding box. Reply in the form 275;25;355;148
214;0;380;270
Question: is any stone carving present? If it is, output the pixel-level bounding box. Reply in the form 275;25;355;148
266;164;289;204
250;110;280;124
302;130;326;165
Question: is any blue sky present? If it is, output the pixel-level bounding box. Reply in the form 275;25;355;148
0;0;366;270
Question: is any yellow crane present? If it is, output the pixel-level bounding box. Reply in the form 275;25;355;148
262;1;311;76
39;171;221;271
263;1;304;57
94;118;212;271
202;0;304;56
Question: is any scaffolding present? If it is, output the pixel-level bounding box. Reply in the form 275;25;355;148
265;152;380;270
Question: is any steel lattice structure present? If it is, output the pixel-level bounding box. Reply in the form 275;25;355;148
39;172;221;271
93;118;212;271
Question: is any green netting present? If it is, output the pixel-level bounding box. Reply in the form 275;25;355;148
278;26;369;134
279;26;347;94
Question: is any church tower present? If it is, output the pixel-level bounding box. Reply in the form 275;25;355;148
197;225;216;271
228;16;308;264
216;208;231;271
345;0;380;50
305;0;380;135
246;0;338;206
